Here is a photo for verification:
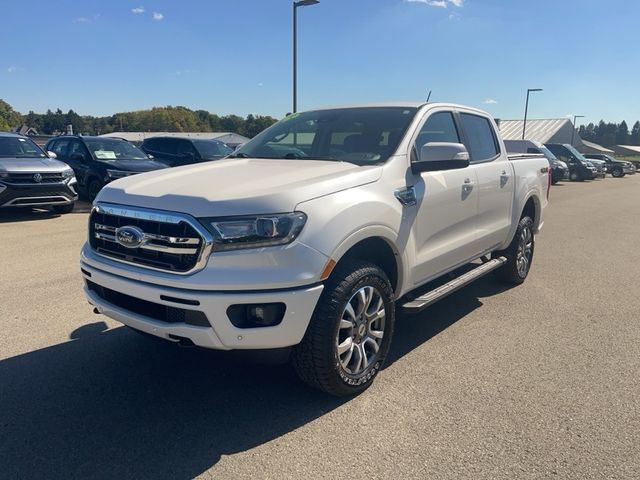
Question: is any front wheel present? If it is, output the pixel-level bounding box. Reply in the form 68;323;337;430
87;179;103;202
291;260;395;397
495;216;535;285
612;168;624;178
52;203;75;214
570;171;580;182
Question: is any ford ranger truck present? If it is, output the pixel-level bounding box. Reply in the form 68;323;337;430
81;103;549;396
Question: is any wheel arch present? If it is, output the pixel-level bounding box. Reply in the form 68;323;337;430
328;227;405;297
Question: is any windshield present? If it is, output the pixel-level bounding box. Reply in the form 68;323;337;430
0;136;47;159
564;144;588;162
537;146;558;161
84;139;149;161
234;107;418;165
192;139;233;159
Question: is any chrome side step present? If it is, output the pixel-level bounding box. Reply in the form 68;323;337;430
402;256;507;312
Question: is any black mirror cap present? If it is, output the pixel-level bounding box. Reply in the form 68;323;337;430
411;158;470;174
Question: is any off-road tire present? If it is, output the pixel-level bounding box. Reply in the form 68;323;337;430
495;216;535;285
88;179;103;202
291;260;395;397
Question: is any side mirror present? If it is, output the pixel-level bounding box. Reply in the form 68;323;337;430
47;151;57;159
412;142;470;173
147;154;154;159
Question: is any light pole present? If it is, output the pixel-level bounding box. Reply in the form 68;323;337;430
522;88;543;140
293;0;319;113
571;114;585;146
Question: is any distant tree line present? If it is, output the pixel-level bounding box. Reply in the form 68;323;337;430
578;120;640;147
0;99;279;138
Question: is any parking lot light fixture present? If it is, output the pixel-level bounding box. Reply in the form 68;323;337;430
293;0;320;113
522;88;543;140
571;115;585;146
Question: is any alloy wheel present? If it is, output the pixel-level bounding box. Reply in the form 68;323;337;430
335;286;386;376
516;225;533;277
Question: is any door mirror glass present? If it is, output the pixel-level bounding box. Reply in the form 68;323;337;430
412;142;470;173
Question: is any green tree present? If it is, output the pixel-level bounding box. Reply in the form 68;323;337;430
615;121;629;145
630;121;640;146
0;99;23;131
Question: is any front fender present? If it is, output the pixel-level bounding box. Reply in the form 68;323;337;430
296;186;414;296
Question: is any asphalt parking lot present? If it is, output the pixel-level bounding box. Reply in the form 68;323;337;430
1;176;639;479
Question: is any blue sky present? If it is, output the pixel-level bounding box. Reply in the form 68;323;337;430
1;0;638;124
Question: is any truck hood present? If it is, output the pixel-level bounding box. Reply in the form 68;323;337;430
0;157;72;173
96;157;382;217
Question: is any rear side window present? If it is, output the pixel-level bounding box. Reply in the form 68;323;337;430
153;138;178;155
414;112;460;153
460;113;499;162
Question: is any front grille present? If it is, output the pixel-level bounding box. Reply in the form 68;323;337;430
86;280;210;327
6;172;65;184
89;208;205;273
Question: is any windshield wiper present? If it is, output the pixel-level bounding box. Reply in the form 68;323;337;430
227;152;249;158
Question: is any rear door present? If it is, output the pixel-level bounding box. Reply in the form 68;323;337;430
458;112;514;252
411;110;481;285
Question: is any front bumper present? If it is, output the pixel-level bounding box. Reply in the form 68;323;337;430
81;261;324;350
0;180;77;208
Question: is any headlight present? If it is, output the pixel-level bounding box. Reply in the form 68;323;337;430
201;212;307;252
61;168;74;179
106;169;135;180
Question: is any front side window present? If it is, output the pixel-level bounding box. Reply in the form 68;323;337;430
69;140;88;159
460;113;499;162
177;140;198;157
234;107;418;165
414;112;460;155
0;136;47;158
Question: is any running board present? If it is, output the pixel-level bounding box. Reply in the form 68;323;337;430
402;256;507;312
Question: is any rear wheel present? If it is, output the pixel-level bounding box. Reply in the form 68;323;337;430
291;260;395;397
495;216;534;285
612;168;624;178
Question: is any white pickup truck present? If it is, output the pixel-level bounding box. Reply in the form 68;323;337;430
81;102;550;396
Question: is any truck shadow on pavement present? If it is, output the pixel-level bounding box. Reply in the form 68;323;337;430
0;277;510;479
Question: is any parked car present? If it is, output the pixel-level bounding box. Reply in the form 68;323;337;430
0;133;77;213
584;153;635;177
545;143;600;181
504;140;568;184
140;137;234;167
45;136;169;201
81;102;549;396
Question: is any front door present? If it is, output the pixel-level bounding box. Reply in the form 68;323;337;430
411;110;481;286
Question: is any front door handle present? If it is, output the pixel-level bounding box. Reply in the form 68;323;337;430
462;177;474;191
500;170;510;186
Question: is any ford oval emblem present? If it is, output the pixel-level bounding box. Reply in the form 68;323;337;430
115;226;145;249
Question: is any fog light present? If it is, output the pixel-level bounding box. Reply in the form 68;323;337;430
227;303;286;329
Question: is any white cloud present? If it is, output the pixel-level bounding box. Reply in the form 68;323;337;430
175;69;195;76
406;0;463;7
131;7;145;14
258;82;264;87
484;99;498;104
7;66;23;73
152;12;164;21
74;17;90;23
